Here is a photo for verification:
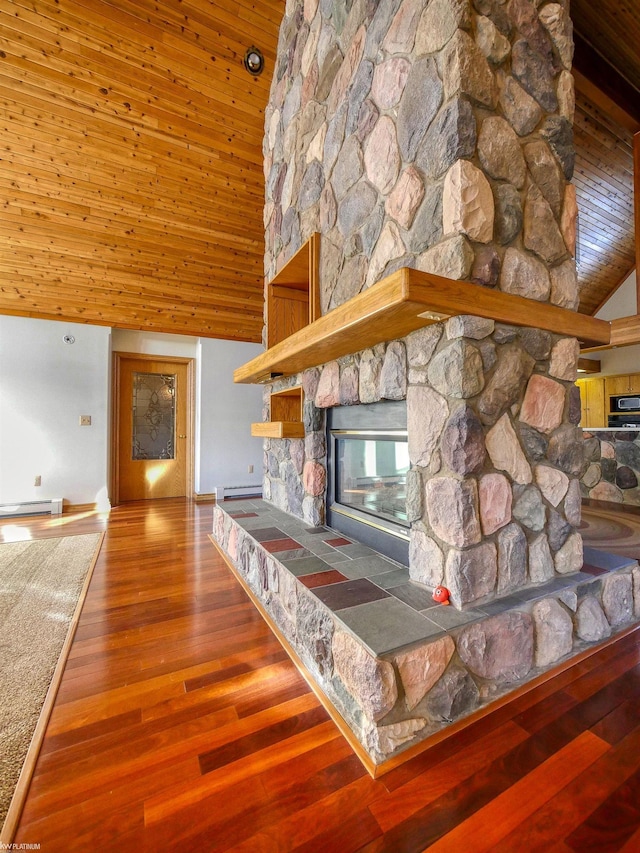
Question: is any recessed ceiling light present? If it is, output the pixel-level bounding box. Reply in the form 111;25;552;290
244;47;264;76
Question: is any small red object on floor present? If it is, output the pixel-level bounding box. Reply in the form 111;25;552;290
432;585;450;605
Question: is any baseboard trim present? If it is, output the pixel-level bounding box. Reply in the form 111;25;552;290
193;493;217;503
63;502;99;514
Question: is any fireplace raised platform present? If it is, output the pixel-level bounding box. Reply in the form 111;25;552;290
212;498;640;773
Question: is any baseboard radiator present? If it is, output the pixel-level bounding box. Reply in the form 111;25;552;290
215;485;262;500
0;498;63;518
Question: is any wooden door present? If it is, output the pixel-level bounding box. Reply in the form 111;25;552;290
577;378;606;427
586;378;605;427
114;354;192;502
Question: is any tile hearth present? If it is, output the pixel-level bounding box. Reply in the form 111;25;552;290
219;498;634;655
212;498;640;769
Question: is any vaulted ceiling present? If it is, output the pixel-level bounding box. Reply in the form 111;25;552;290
0;0;638;342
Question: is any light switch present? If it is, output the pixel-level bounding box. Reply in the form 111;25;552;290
79;415;92;426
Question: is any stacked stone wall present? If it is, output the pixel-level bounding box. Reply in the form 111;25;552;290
264;0;578;312
265;316;585;608
581;431;640;506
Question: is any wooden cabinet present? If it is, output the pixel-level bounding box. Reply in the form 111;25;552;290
603;373;640;420
604;374;640;396
576;378;605;428
266;234;320;349
251;387;304;439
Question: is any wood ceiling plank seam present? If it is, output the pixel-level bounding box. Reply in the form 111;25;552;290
0;263;264;296
0;221;264;262
179;0;282;38
0;230;263;273
576;92;637;140
573;129;635;174
0;62;262;162
4;4;278;100
0;255;262;286
67;0;279;68
573;187;634;225
71;40;272;126
0;306;263;342
0;39;268;148
574;178;633;214
2;202;265;252
0;190;266;238
0;270;264;300
0;80;268;177
574;139;634;180
0;67;160;130
0;166;265;220
2;120;159;174
573;123;634;161
573;191;636;229
3;292;265;325
574;107;634;150
577;144;635;177
572;216;634;247
573;153;635;196
0;143;265;201
0;289;265;325
0;288;265;316
152;0;281;49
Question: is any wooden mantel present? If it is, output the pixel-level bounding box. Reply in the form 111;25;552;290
234;267;611;384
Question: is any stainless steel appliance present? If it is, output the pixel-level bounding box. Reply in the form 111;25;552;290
608;414;640;428
610;395;640;412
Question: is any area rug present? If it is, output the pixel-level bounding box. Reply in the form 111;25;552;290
0;532;104;842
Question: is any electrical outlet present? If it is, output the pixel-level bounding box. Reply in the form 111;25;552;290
34;475;41;487
79;415;91;426
248;464;254;473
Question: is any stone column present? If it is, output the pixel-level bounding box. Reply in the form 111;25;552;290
263;0;583;606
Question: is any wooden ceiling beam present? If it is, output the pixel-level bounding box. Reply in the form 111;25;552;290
573;34;640;133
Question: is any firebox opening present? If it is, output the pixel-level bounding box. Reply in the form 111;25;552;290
326;401;410;567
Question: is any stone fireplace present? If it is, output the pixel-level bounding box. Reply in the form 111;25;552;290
259;0;586;610
211;0;640;768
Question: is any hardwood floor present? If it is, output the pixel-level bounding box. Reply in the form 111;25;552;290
5;499;640;852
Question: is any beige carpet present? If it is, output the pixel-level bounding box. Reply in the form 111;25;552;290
0;532;103;838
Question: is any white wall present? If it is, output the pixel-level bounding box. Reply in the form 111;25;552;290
595;269;637;322
579;269;639;376
0;316;111;507
0;320;264;508
199;338;264;495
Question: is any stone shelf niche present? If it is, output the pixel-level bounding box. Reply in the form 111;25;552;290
250;387;304;439
211;498;640;774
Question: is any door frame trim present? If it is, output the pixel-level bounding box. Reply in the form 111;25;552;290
110;351;195;505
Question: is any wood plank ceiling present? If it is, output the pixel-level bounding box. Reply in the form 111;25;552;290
0;0;638;341
0;0;281;342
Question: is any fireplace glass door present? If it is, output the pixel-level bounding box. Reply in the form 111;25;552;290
326;402;410;565
334;432;410;528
